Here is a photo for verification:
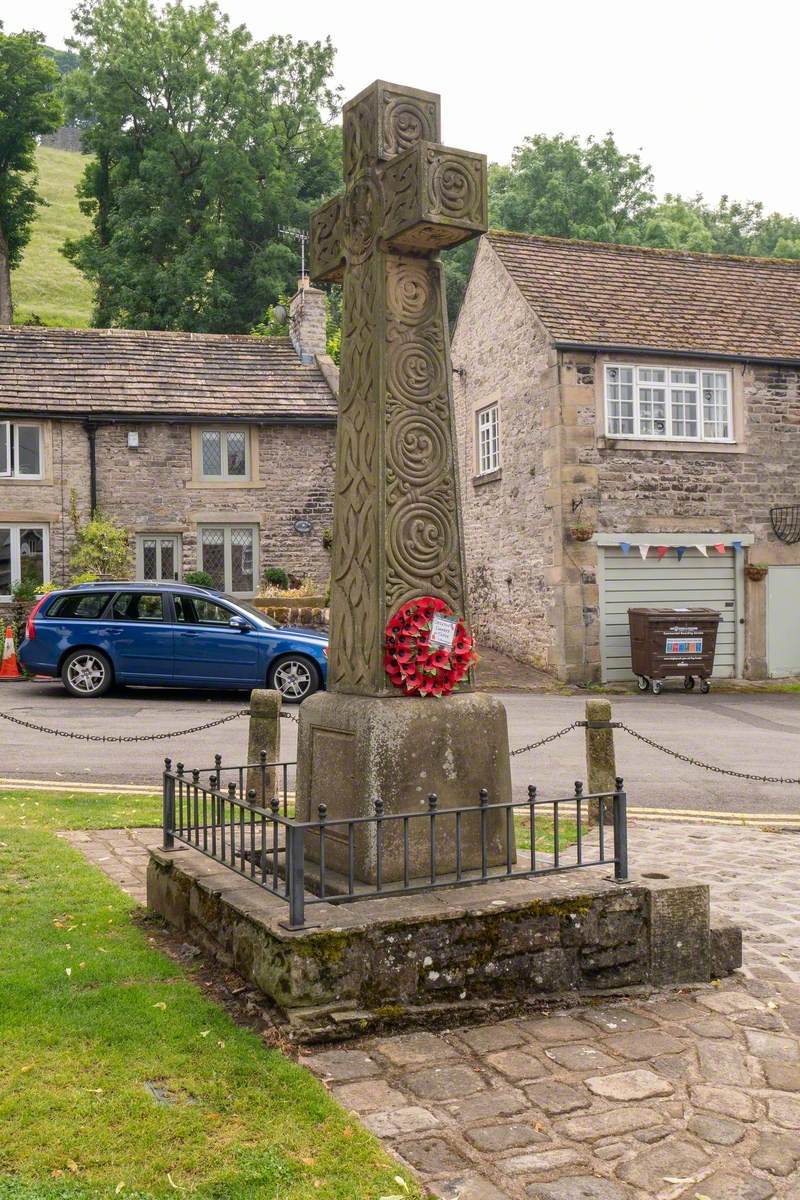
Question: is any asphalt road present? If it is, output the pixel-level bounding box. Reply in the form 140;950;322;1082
1;681;798;815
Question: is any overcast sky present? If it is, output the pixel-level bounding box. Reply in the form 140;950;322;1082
13;0;800;215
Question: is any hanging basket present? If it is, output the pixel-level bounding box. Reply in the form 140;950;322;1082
770;506;800;545
745;564;769;582
569;526;594;542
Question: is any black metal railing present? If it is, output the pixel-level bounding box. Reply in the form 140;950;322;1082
162;758;628;930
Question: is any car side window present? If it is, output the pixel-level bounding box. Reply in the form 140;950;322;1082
193;598;235;625
47;592;113;619
111;592;164;622
173;594;197;623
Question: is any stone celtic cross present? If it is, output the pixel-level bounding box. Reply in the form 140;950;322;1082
310;80;487;695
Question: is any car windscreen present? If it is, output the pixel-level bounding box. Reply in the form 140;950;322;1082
221;595;278;627
46;592;114;619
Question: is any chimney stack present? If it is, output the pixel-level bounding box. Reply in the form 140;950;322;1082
289;278;327;363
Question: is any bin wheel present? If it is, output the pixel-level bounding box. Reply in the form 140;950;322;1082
684;675;695;690
700;679;711;694
637;675;650;692
651;680;663;695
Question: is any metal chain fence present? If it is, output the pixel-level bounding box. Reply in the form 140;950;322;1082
0;704;300;743
509;722;582;757
0;703;795;784
615;722;800;786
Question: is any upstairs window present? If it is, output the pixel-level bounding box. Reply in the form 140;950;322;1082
0;422;43;478
477;404;500;474
605;366;732;442
200;428;249;480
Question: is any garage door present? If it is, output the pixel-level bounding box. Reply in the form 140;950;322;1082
767;566;800;677
600;546;737;681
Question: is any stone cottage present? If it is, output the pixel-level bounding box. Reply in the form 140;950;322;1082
0;282;336;612
452;232;800;683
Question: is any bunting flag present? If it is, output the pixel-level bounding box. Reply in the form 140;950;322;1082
732;540;743;553
713;543;726;554
696;544;708;557
656;545;669;560
638;544;650;560
676;546;687;561
619;541;632;555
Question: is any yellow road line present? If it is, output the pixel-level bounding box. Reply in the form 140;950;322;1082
0;777;158;795
630;805;800;820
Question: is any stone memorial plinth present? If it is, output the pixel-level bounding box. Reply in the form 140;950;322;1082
295;80;513;881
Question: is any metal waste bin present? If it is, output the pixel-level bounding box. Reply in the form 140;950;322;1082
628;607;722;695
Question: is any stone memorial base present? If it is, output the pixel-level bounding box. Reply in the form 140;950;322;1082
294;691;515;883
146;845;742;1035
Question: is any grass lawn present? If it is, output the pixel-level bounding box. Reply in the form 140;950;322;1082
11;147;93;328
0;790;422;1200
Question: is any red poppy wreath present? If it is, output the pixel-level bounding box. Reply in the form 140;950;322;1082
384;595;477;697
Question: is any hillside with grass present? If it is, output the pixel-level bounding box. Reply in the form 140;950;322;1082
12;146;93;328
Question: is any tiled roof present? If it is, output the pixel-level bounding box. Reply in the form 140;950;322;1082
0;327;336;420
487;230;800;362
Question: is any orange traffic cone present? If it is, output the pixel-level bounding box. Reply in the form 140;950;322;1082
0;626;20;679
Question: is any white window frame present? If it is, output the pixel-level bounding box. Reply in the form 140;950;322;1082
198;524;259;596
199;428;251;481
0;421;43;479
0;523;50;601
604;364;734;444
136;534;181;582
476;404;500;474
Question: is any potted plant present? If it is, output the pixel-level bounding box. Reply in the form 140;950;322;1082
745;562;769;582
569;522;595;542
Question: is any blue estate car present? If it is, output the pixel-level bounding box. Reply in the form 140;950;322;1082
18;582;328;702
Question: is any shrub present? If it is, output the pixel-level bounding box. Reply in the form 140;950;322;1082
263;566;289;590
184;569;214;588
70;511;131;580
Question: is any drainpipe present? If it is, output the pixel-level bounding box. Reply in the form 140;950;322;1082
84;421;98;515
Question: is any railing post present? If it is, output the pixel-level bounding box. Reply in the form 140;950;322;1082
285;822;306;929
613;776;629;881
162;757;175;850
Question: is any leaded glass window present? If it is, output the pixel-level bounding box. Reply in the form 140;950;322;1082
199;429;250;479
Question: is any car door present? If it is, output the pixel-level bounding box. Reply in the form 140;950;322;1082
171;593;262;686
105;591;173;682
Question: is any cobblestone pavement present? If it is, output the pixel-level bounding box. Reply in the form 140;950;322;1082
65;819;800;1200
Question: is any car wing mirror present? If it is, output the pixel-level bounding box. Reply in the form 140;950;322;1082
229;615;251;631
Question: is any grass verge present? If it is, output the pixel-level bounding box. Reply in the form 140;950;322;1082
0;790;421;1200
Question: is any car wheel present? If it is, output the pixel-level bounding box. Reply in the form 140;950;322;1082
268;654;320;703
61;649;113;698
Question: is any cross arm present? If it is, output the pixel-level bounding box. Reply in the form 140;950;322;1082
382;142;487;253
310;193;345;283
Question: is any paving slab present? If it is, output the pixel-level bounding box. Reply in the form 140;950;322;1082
72;815;800;1200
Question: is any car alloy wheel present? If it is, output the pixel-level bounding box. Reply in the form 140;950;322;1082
67;653;108;695
273;658;313;701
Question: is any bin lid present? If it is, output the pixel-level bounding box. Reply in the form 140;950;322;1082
627;606;722;618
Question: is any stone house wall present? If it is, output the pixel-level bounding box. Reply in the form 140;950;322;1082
453;240;800;682
452;239;562;672
0;417;335;621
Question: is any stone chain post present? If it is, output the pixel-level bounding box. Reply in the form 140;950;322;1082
584;698;617;826
247;689;282;803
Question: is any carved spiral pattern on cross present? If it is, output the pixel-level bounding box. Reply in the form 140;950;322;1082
345;173;382;264
387;339;445;404
388;499;457;580
386;260;435;324
387;410;449;487
429;155;480;220
383;97;435;157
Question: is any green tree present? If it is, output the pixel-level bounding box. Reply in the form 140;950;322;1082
0;26;62;323
63;0;341;331
490;132;655;244
444;134;655;323
643;194;800;259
